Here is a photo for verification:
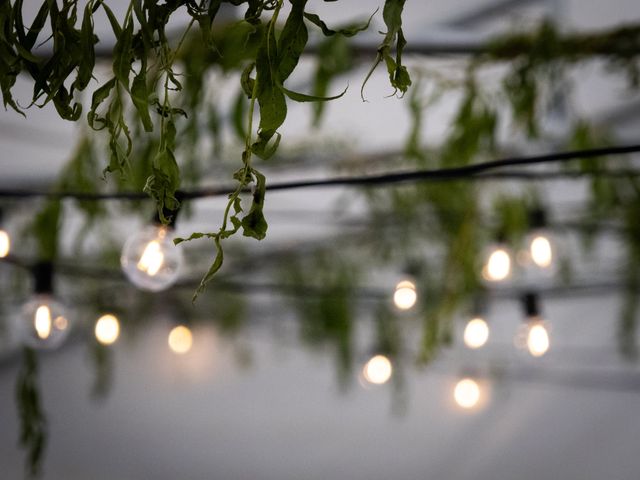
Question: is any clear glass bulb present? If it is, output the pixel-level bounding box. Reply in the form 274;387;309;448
168;325;193;354
524;229;556;271
121;225;183;291
482;245;512;282
453;377;481;409
95;314;120;345
20;295;71;349
463;317;489;349
362;354;392;385
0;229;9;258
526;319;550;357
393;279;417;310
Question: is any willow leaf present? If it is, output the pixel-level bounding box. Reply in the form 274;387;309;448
303;9;376;37
193;236;224;301
241;169;268;240
280;82;347;103
112;18;133;89
277;0;309;82
131;71;153;132
361;0;411;99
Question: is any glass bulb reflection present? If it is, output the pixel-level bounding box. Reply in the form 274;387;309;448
393;280;417;310
454;378;481;409
0;229;9;258
483;247;511;282
362;355;392;385
21;295;70;349
95;314;120;345
168;325;193;354
530;234;553;268
526;320;550;357
463;317;489;349
121;225;183;291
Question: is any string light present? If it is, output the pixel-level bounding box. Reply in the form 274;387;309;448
453;377;481;409
362;354;393;385
521;208;556;272
20;262;71;350
482;244;512;282
519;293;550;357
121;224;183;292
94;314;120;345
463;317;490;349
168;324;193;354
0;209;10;258
393;279;418;310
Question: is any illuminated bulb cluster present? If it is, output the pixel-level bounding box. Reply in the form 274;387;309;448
463;317;489;349
21;295;70;349
362;354;393;385
483;225;555;283
121;225;183;291
393;280;417;311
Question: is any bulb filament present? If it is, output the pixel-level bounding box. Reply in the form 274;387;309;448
137;240;164;276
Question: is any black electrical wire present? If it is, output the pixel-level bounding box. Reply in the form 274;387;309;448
0;144;638;201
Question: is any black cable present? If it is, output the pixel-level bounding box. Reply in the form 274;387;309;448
0;144;638;201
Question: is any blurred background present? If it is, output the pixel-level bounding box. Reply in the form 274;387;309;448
1;1;640;479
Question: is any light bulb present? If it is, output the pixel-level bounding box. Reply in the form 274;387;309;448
362;354;392;385
95;314;120;345
0;229;9;258
482;246;512;282
168;325;193;354
453;377;481;409
393;280;417;310
20;295;71;349
121;225;183;291
526;319;550;357
463;317;489;349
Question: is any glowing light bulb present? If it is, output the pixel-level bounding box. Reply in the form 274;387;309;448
393;280;417;310
95;314;120;345
0;229;9;258
121;225;183;291
483;247;512;282
362;355;392;385
526;320;550;357
168;325;193;354
20;295;70;349
454;378;481;409
530;234;553;268
463;317;489;349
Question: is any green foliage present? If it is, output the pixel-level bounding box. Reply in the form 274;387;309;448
16;348;47;478
361;0;412;99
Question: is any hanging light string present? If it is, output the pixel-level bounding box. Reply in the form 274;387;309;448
0;144;639;200
0;253;636;302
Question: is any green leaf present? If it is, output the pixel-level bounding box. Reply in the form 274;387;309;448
303;9;376;37
131;70;153;131
193;236;224;301
361;0;412;99
240;62;256;98
112;17;134;89
277;0;309;82
76;2;96;91
241;169;268;240
280;82;347;103
100;3;122;37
